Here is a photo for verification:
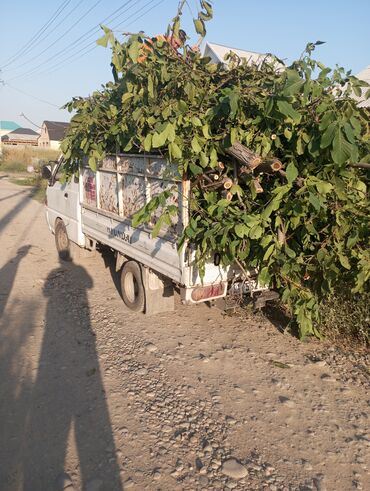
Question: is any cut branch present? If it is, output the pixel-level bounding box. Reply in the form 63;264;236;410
252;178;264;194
256;158;283;174
350;162;370;170
226;141;262;171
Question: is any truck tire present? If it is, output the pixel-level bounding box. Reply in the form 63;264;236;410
55;219;71;261
120;261;144;312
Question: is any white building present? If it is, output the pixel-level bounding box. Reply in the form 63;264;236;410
38;120;70;150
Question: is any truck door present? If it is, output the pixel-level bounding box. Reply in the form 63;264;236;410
46;160;81;245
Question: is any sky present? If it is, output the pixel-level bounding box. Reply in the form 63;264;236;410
0;0;369;128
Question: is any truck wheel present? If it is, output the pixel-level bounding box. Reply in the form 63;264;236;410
120;261;144;312
55;219;71;261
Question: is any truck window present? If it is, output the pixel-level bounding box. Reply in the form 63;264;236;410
54;161;65;181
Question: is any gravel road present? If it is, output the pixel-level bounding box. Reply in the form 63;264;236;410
0;177;369;491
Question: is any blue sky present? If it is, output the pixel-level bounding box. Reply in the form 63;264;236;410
0;0;369;127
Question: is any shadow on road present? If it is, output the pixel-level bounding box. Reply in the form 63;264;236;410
0;245;32;318
22;259;123;490
0;188;30;203
0;191;32;232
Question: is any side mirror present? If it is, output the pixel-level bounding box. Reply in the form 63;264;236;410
41;164;52;180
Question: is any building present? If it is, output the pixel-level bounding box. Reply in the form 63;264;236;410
0;120;20;139
203;41;280;68
354;65;370;108
38;120;70;150
1;127;39;146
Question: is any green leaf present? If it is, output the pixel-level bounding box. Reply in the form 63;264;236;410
122;92;134;103
194;18;206;36
258;267;271;287
338;254;351;270
169;142;182;160
191;136;202;154
276;100;302;123
148;75;154;98
320;122;337;148
309;192;321;211
128;40;140;62
283;69;304;96
249;225;263;239
152;217;164;238
235;224;248;238
263;244;275;261
286;162;298;184
152;131;166;148
331;129;353;165
316;181;333;194
144;134;152;152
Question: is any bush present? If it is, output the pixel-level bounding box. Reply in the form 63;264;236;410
319;291;370;347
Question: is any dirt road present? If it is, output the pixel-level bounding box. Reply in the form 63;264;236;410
0;177;369;491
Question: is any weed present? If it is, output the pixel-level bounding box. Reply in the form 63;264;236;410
319;291;370;348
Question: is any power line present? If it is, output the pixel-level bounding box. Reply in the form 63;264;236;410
6;0;163;84
5;0;102;74
45;0;166;78
40;0;165;79
5;83;61;108
19;113;43;129
0;0;73;70
6;0;138;82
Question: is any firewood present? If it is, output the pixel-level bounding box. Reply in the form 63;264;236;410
221;190;233;201
256;159;283;173
252;178;263;193
222;178;233;190
350;162;370;169
278;227;286;245
226;141;261;171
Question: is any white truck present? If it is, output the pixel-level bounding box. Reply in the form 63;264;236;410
43;153;272;313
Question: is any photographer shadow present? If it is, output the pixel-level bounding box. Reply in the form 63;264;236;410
22;258;123;491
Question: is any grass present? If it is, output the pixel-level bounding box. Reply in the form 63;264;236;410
9;175;47;203
0;146;59;173
0;146;57;202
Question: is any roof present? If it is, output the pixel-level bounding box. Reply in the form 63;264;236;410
203;41;280;68
43;120;70;141
0;120;20;130
355;65;370;108
8;127;39;136
1;127;39;142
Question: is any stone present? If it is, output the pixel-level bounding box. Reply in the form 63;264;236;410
136;368;148;376
145;343;158;353
199;475;209;486
123;478;135;488
153;471;161;480
278;396;295;408
226;416;237;425
221;458;248;479
226;482;238;489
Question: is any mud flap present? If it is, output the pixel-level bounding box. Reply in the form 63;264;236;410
141;267;175;315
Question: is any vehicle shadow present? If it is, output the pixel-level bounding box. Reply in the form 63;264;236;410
22;258;123;491
101;246;123;300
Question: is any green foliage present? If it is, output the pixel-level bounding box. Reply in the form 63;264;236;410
61;2;370;339
319;289;370;347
